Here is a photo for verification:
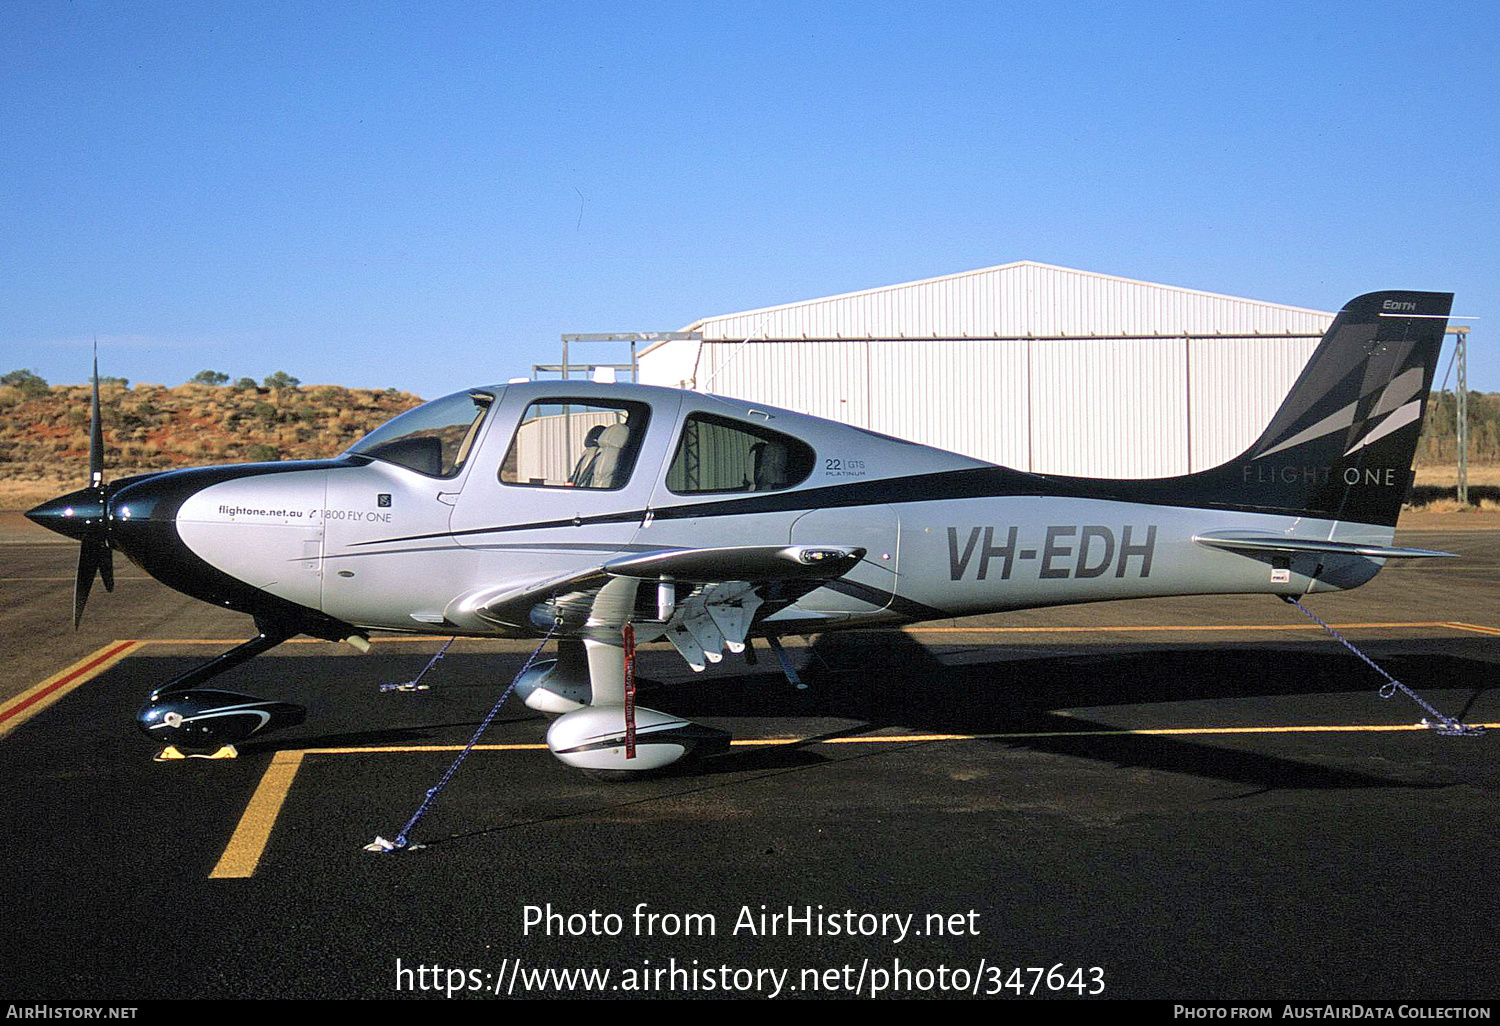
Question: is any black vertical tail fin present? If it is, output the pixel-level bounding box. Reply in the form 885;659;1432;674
1144;290;1453;527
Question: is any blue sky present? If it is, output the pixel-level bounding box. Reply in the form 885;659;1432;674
3;1;1497;398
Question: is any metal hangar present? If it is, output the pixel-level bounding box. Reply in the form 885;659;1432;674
634;261;1335;479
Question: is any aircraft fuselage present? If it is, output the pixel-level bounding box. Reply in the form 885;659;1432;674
101;379;1397;640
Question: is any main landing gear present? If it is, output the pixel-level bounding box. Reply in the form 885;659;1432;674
516;632;730;773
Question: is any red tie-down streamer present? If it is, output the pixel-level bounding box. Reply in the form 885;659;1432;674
622;623;636;759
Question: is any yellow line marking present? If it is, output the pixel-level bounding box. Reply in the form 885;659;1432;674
809;724;1500;741
898;621;1465;634
260;721;1500;759
214;719;1500;878
270;721;1500;759
209;750;305;879
0;640;145;738
13;620;1488;746
297;742;552;755
209;716;1500;879
135;636;478;646
113;619;1500;650
1447;621;1500;637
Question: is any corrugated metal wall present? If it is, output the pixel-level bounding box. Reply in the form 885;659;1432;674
688;262;1333;340
638;263;1335;479
1187;337;1321;472
704;340;871;427
1028;338;1188;478
868;340;1031;470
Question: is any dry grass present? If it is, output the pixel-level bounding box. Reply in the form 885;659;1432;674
0;382;422;510
0;467;153;509
1403;497;1500;515
1407;465;1500;512
1412;464;1500;487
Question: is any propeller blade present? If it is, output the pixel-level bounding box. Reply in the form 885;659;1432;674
73;539;106;629
64;342;111;628
89;340;104;488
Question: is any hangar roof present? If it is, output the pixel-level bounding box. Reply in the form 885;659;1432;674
662;261;1334;349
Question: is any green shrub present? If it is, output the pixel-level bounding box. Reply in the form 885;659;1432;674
2;369;49;397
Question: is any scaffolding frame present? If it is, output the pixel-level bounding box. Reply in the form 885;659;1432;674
1451;325;1471;505
534;332;702;384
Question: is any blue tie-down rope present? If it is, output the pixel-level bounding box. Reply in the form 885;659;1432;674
365;621;560;853
1281;595;1485;738
379;637;454;692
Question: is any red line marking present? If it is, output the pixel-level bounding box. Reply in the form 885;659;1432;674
0;640;137;726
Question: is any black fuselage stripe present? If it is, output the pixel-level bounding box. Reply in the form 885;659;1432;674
347;463;1363;550
323;541;665;561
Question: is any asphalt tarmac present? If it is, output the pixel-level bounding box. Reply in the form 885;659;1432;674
0;511;1497;1001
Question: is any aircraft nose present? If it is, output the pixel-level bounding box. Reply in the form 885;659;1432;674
26;488;105;542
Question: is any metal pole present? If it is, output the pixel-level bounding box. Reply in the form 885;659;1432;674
1456;331;1469;506
560;338;571;474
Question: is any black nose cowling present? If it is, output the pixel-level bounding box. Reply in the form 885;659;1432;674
97;462;363;645
28;469;243;626
26;487;107;543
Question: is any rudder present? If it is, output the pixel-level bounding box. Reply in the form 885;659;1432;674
1181;290;1452;527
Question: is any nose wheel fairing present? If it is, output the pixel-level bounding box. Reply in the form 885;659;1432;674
130;623;313;753
138;689;307;747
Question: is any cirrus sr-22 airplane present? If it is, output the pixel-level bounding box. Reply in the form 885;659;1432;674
26;290;1467;774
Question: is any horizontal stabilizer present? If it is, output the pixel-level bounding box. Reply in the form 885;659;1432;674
1192;531;1456;560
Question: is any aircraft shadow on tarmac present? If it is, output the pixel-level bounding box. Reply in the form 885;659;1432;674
121;632;1494;795
659;634;1491;792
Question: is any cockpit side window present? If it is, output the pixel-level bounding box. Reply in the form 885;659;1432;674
346;390;492;478
499;400;651;490
665;413;815;494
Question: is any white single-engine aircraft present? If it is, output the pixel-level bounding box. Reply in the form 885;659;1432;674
28;290;1466;772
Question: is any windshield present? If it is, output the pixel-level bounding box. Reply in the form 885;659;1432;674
346;390;493;478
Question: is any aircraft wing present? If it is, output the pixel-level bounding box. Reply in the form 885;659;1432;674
1192;531;1456;559
446;544;867;670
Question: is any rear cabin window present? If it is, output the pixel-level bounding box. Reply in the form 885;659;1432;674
666;413;815;494
499;400;651;490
